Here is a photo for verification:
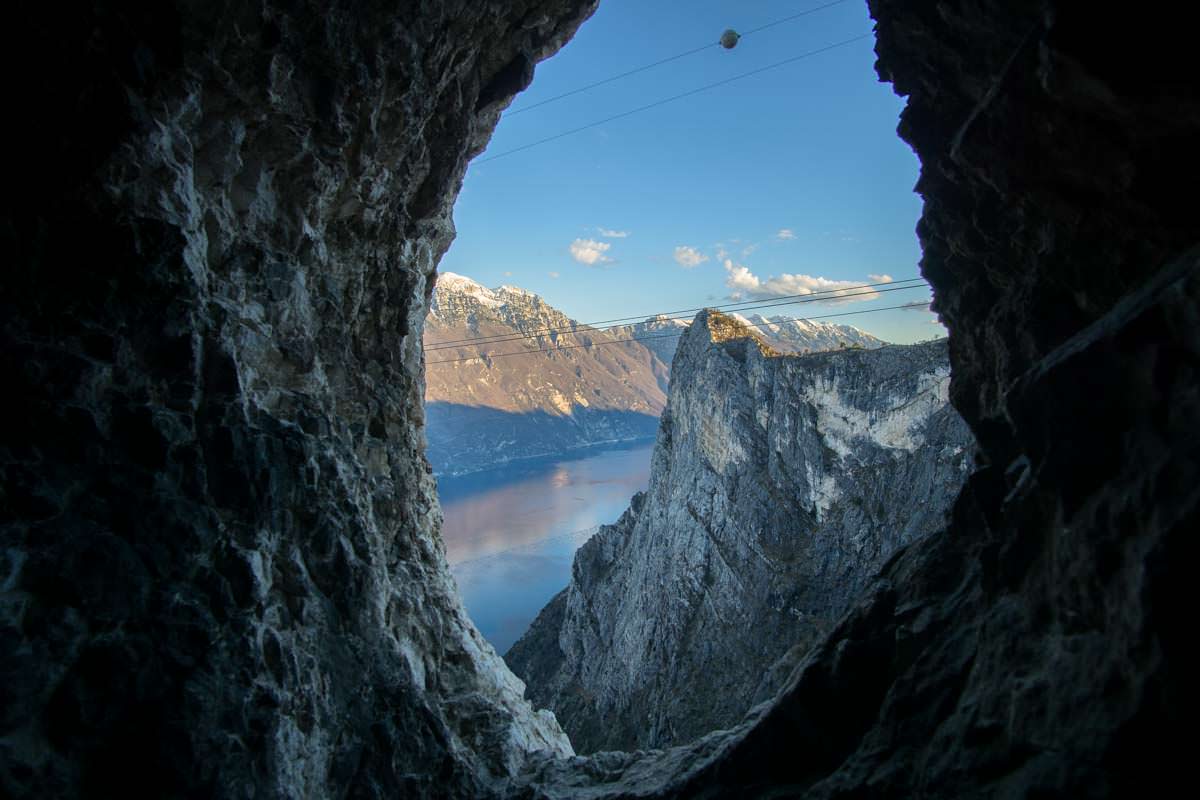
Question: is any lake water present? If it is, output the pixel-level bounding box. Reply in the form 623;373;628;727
438;440;655;653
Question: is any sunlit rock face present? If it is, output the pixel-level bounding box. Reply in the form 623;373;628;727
507;312;973;752
424;273;667;476
3;0;1197;797
0;2;597;797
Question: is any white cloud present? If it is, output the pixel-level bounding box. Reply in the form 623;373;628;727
569;238;613;266
776;228;796;241
723;260;883;303
548;271;560;279
597;227;629;238
504;271;513;277
742;243;759;257
674;245;709;269
868;273;894;284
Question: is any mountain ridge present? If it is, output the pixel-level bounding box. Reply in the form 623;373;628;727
424;274;893;476
606;309;885;366
424;272;667;476
506;310;973;752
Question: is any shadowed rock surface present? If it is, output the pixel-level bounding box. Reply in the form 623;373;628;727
3;0;1197;798
507;313;973;753
1;2;597;797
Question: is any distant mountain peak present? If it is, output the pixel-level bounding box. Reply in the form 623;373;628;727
609;308;887;367
424;275;669;475
434;271;501;308
647;314;691;327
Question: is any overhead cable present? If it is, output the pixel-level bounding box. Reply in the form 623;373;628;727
504;0;850;117
477;32;873;164
426;300;934;365
425;278;928;352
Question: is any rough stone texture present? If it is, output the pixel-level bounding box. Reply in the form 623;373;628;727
424;273;666;476
507;312;972;753
0;2;597;797
4;0;1198;797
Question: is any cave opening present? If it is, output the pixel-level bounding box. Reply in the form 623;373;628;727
6;0;1194;796
422;0;962;758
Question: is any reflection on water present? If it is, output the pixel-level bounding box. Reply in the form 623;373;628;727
438;441;654;653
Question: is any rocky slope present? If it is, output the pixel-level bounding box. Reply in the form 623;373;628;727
424;273;666;475
4;1;1197;798
507;312;972;752
605;314;692;367
608;312;883;366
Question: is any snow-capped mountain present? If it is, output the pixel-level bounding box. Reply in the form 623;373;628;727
607;310;885;368
423;272;668;476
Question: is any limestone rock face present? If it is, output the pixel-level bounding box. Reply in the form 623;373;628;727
507;312;972;752
4;0;1198;797
424;273;666;476
0;2;596;797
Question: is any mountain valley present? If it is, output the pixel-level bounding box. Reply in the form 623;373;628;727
425;274;888;476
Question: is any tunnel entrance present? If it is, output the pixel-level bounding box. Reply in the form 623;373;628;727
8;0;1191;796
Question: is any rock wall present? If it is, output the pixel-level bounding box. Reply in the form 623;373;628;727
1;2;596;797
424;273;665;476
4;0;1197;797
508;313;973;753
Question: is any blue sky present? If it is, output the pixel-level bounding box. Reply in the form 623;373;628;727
442;0;945;344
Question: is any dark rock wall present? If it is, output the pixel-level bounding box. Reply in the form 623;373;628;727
874;0;1200;458
5;0;1197;797
1;2;596;797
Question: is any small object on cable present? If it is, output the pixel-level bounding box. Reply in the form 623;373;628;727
720;29;740;49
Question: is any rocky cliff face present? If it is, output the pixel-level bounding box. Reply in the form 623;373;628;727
4;0;1197;798
424;273;666;475
1;2;598;797
507;312;972;752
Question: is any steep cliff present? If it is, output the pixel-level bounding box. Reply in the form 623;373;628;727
507;312;972;752
0;2;597;797
424;273;666;475
4;0;1197;797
